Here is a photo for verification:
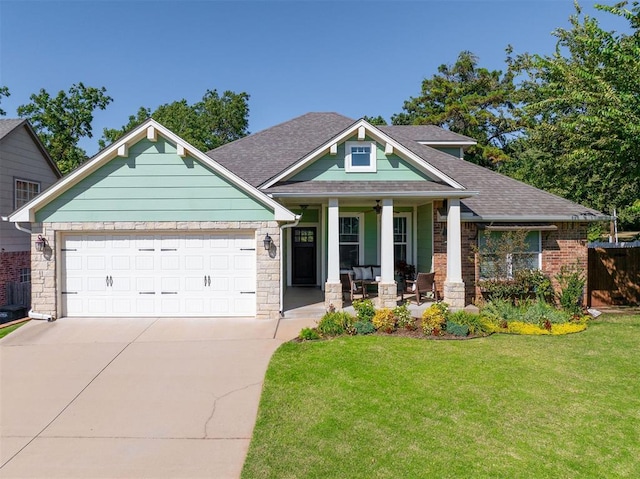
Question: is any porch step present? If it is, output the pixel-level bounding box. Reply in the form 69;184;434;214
283;305;327;320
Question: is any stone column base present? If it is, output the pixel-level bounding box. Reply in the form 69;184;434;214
375;282;398;309
324;281;343;311
443;281;465;311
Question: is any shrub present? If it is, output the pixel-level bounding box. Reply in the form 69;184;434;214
481;299;520;324
372;308;397;333
352;298;376;323
317;311;354;336
393;303;414;330
555;262;586;315
445;320;469;337
515;269;554;302
448;310;488;335
354;320;376;335
505;321;587;335
521;300;571;325
421;302;448;336
298;327;320;340
478;270;554;303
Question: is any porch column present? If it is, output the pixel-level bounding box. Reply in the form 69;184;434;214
444;198;465;310
324;198;343;310
377;198;397;308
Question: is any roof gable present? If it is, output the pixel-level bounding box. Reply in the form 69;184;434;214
0;119;62;178
10;119;295;222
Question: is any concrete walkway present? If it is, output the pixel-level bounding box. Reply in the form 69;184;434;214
0;316;315;479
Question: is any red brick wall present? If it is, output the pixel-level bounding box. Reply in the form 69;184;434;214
0;250;30;305
433;215;588;305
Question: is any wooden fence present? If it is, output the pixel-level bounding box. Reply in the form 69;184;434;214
4;282;31;308
588;244;640;306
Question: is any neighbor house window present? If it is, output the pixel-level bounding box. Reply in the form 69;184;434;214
345;141;376;172
393;215;411;264
479;230;541;280
339;215;362;269
15;179;40;209
20;268;31;283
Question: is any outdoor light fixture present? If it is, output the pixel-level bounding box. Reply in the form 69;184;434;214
35;234;47;252
263;233;273;250
373;200;382;215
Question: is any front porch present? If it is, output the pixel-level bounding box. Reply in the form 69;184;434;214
282;286;437;320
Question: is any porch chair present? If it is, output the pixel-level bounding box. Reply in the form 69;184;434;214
405;272;439;305
341;273;366;302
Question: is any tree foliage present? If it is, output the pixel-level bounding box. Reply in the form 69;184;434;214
101;89;250;151
504;1;640;226
0;86;9;116
392;51;519;168
17;83;112;174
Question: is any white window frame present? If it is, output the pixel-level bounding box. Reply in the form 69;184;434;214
345;141;377;173
14;178;41;209
393;213;412;264
479;230;542;280
339;213;364;269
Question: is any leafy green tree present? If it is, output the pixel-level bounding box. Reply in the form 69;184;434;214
363;115;387;125
101;89;250;151
393;51;519;167
0;86;9;116
17;83;112;174
505;1;640;227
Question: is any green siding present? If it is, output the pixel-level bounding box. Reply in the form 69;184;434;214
416;203;433;273
35;138;273;222
292;208;319;223
290;136;433;182
434;147;461;158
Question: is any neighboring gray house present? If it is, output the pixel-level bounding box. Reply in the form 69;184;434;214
0;119;61;306
9;114;607;320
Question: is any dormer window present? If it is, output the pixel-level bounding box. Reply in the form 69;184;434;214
345;141;376;172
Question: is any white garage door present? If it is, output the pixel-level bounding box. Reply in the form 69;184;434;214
61;233;257;317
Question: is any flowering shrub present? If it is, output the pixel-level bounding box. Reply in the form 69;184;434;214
503;321;587;335
421;302;449;336
393;303;414;330
317;311;355;336
352;299;376;323
373;308;397;333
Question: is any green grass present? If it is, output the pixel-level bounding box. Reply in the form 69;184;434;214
242;315;640;478
0;321;28;339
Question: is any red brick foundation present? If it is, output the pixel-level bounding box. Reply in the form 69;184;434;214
0;250;30;306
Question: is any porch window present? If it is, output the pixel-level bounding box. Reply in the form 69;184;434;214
479;231;541;280
345;141;376;173
15;179;40;209
393;216;409;263
339;216;361;269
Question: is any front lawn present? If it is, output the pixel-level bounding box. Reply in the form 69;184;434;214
242;314;640;478
0;321;28;339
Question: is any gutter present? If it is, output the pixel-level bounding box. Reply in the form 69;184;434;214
279;214;302;317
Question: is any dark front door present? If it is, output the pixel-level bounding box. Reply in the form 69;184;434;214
292;227;317;285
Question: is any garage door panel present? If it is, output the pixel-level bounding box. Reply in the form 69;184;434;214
62;232;256;317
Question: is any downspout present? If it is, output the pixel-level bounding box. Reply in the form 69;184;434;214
1;217;55;321
279;214;302;317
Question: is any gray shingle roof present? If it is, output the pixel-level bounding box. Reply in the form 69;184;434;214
207;112;354;187
0;119;26;141
379;125;476;143
207;112;605;220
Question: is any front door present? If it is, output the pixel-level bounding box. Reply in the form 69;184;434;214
292;227;317;285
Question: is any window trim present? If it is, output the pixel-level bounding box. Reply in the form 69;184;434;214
345;141;377;173
339;213;364;269
14;178;41;210
393;213;412;264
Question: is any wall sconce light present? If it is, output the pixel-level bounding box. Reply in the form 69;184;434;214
35;234;47;252
263;233;273;250
373;200;382;215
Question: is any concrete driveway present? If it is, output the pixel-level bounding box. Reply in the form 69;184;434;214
0;316;312;478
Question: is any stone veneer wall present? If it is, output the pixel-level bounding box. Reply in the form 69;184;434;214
0;250;31;306
31;221;281;320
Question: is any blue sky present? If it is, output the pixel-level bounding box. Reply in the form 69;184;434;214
0;0;630;156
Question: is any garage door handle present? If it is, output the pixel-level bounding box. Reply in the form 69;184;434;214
240;248;256;251
207;275;211;286
240;291;256;294
139;292;156;295
161;292;177;295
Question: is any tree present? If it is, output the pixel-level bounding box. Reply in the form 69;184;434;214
0;86;9;116
392;51;519;167
101;89;250;151
505;1;640;227
363;115;388;125
17;83;112;174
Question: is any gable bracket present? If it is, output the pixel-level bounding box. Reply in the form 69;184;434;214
117;144;128;157
384;142;393;155
147;126;157;142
